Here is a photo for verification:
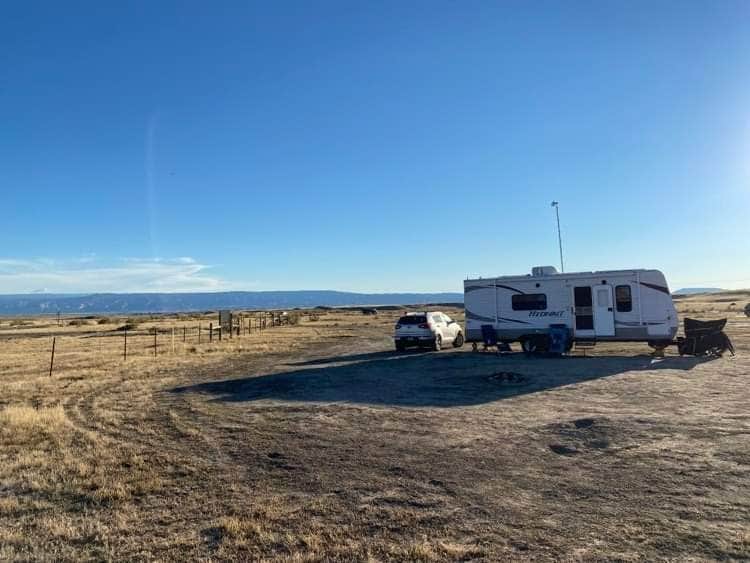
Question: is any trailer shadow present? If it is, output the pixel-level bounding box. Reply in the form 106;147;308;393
172;351;716;408
287;349;408;366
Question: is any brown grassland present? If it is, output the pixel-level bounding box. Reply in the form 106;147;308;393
0;292;749;561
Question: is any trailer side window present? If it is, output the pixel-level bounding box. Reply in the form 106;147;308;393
512;293;547;311
615;285;632;312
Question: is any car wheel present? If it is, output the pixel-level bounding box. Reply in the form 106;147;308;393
395;341;406;352
433;335;442;351
453;332;464;348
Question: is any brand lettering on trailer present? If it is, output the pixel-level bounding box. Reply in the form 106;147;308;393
528;311;565;318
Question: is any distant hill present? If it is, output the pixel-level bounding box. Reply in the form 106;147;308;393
0;291;464;316
673;287;724;296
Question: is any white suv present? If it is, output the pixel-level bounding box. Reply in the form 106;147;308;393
394;311;464;351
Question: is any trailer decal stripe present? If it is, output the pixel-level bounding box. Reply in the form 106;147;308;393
497;316;531;324
465;284;525;294
465;310;531;324
496;285;525;294
464;285;492;293
638;281;670;295
464;309;496;323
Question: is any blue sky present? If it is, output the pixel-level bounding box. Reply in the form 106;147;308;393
2;1;749;293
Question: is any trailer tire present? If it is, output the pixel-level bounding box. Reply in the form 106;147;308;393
453;332;464;348
521;335;548;355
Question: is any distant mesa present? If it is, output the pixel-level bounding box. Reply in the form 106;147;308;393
0;290;464;316
672;287;724;296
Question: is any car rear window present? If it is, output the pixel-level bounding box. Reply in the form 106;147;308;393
397;315;426;325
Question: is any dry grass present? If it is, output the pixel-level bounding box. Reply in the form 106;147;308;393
0;405;69;442
0;297;747;560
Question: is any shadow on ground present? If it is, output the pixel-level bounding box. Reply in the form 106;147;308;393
172;350;714;408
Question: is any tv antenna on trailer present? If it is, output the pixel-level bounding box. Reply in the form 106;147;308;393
551;201;564;273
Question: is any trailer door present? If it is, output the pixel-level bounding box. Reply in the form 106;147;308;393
573;286;594;337
593;285;615;336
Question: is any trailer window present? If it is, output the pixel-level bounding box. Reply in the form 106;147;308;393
511;293;547;311
615;285;632;312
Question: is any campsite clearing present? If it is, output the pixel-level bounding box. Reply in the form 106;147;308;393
0;293;749;560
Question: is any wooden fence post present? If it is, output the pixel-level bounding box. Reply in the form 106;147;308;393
183;326;186;342
209;323;213;343
219;326;222;341
49;337;56;377
198;324;201;344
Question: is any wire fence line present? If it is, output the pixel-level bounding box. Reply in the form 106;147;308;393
2;311;318;379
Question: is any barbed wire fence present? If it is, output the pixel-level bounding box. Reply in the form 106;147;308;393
0;310;319;379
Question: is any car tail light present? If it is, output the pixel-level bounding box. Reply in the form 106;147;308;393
418;323;429;329
395;324;402;329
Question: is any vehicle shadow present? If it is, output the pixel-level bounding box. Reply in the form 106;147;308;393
172;351;716;408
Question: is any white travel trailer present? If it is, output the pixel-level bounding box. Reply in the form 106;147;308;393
464;266;678;352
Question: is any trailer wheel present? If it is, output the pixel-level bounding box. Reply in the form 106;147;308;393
521;335;548;355
471;342;478;352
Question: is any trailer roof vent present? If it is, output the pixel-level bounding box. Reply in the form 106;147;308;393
531;266;558;277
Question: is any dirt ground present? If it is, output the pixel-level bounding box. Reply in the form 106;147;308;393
0;294;749;561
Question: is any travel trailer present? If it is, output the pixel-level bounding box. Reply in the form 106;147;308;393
464;266;678;352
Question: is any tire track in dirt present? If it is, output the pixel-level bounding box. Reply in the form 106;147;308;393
59;328;388;505
61;379;122;441
149;338;382;480
60;374;207;465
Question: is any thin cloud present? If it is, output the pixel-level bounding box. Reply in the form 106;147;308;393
0;257;235;294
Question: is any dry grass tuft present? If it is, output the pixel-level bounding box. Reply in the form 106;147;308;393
0;405;70;444
91;483;131;504
0;497;21;515
217;515;279;546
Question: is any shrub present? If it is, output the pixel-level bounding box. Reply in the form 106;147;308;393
68;319;90;327
116;318;141;331
286;312;301;325
97;317;112;325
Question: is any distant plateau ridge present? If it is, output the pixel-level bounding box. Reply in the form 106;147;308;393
0;291;464;316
